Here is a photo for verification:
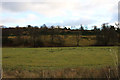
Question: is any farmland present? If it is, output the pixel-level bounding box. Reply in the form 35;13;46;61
2;47;119;78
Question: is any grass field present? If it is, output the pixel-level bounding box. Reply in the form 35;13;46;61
2;47;119;78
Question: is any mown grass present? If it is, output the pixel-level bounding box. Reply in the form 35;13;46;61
2;47;119;78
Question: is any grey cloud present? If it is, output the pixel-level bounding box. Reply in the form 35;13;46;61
2;2;28;12
1;2;68;17
1;2;47;12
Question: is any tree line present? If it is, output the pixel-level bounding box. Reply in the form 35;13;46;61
2;23;120;47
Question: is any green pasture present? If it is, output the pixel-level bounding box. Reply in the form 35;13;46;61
2;47;119;71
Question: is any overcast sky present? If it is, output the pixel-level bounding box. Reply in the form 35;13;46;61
0;0;119;29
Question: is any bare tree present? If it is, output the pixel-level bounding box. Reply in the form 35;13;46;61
50;26;55;44
75;31;81;47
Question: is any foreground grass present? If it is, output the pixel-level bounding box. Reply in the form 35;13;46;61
2;47;119;78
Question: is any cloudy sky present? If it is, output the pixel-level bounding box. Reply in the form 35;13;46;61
0;0;119;29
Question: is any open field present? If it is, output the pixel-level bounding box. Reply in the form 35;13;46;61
2;47;119;78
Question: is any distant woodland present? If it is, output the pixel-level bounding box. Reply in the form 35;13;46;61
2;23;120;47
